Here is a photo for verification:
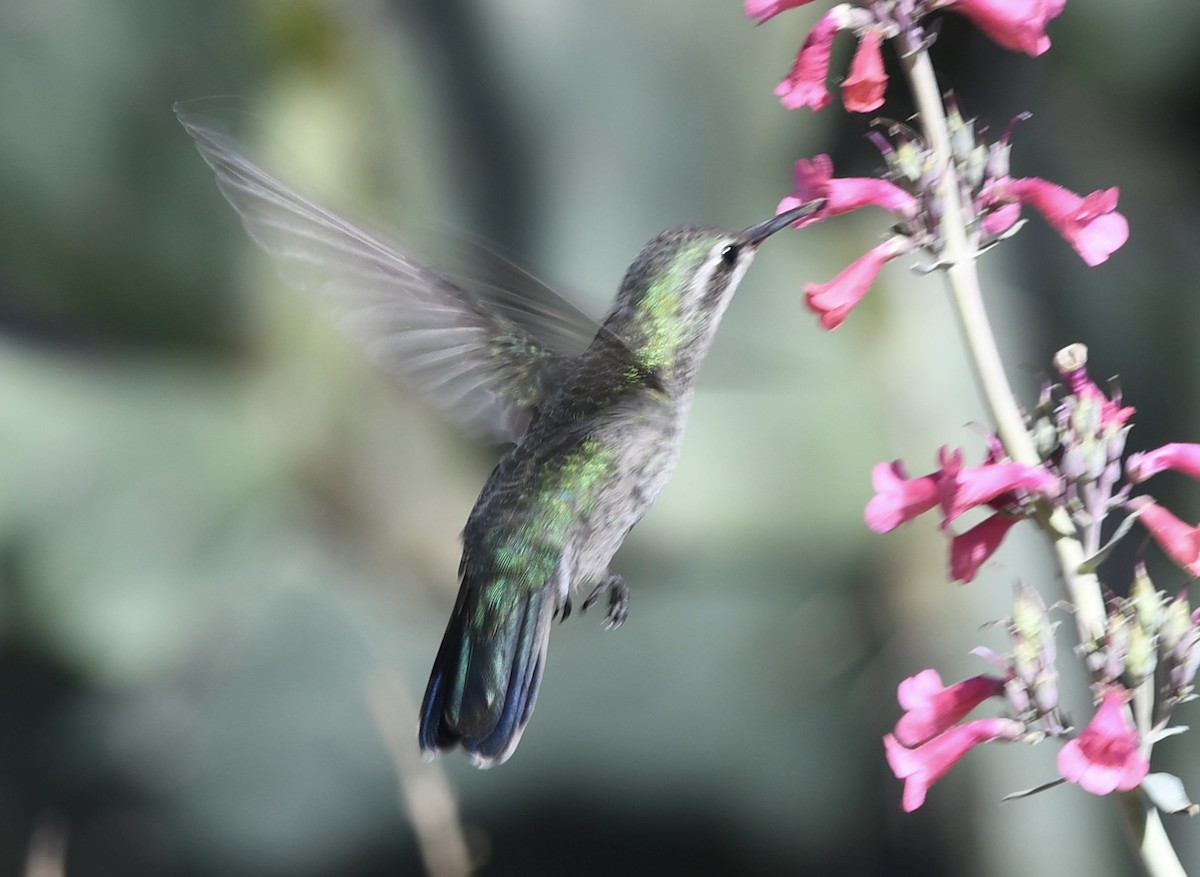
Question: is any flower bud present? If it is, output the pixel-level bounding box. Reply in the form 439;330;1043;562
1130;563;1163;637
1103;613;1129;682
1013;638;1039;684
1179;631;1200;693
1082;439;1108;483
1160;592;1191;656
1012;582;1047;643
893;139;924;185
1005;676;1031;716
947;103;975;167
1033;414;1059;461
1124;621;1156;684
963;143;988;190
986;139;1011;182
1032;667;1059;716
1071;394;1101;442
1060;445;1086;482
1053;343;1089;378
1106;424;1129;463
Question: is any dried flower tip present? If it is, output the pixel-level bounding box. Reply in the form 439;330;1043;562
1054;343;1089;377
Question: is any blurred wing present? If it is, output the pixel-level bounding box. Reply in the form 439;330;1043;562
176;101;596;444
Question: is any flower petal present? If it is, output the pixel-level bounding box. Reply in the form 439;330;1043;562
774;9;845;110
949;513;1018;582
865;460;941;533
894;670;1006;747
939;459;1061;525
805;237;907;330
841;29;887;113
1010;179;1129;266
885;718;1023;812
744;0;816;25
944;0;1065;57
1126;443;1200;484
1057;690;1149;796
1130;498;1200;577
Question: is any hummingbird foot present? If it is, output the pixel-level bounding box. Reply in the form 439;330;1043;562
581;572;630;630
556;596;573;623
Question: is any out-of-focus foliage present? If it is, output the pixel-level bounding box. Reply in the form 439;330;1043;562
1;1;1197;874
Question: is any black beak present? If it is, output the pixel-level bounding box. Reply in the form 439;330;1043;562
741;199;825;248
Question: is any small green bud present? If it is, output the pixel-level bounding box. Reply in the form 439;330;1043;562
894;140;924;184
1125;620;1157;684
1161;593;1192;655
1013;638;1039;683
1130;563;1163;636
1071;393;1101;440
1012;583;1047;643
1033;414;1060;461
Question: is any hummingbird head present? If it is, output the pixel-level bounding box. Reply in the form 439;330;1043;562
604;199;824;383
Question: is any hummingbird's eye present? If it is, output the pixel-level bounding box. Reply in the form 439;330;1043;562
719;243;740;267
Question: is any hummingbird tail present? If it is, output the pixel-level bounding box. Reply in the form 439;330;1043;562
418;582;557;768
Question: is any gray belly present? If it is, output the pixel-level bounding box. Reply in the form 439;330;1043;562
564;411;684;587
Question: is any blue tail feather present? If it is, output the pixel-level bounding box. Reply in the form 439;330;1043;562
418;585;553;767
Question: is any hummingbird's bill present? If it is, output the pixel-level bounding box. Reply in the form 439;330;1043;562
741;198;826;248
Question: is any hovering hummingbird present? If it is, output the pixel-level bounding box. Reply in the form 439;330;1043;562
177;103;821;767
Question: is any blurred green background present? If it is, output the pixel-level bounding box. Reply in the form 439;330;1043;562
2;1;1199;874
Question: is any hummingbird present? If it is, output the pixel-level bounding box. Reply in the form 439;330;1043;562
176;103;821;767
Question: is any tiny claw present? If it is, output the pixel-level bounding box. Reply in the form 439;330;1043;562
558;596;573;623
582;572;630;630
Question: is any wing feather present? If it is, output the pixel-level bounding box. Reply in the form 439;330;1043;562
176;101;592;443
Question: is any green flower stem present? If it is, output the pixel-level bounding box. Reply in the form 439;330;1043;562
898;45;1107;644
899;39;1185;877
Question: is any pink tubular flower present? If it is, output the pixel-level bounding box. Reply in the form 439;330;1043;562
1126;443;1200;484
865;460;940;533
1057;689;1149;795
779;154;919;226
1009;179;1129;266
885;718;1024;812
937;449;1062;526
841;29;886;113
894;669;1006;747
744;0;815;25
938;0;1066;57
1130;498;1200;577
805;236;909;330
773;8;846;110
950;512;1019;582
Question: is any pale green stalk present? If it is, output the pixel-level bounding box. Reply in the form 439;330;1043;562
897;35;1186;877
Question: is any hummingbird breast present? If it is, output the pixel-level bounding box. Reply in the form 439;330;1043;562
466;386;687;603
562;401;685;588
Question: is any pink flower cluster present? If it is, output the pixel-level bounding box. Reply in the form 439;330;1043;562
781;134;1128;330
885;672;1147;810
775;154;917;328
871;348;1200;810
1057;690;1149;795
748;1;1129;331
747;1;1067;113
884;668;1020;811
866;447;1061;582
